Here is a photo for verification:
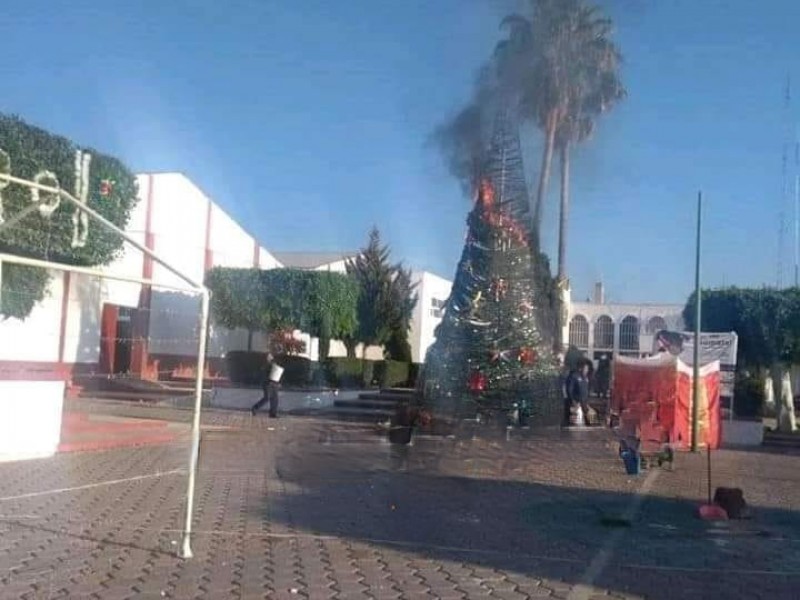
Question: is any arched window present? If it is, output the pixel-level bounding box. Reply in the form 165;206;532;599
594;315;614;349
569;315;589;348
646;316;667;335
620;316;640;352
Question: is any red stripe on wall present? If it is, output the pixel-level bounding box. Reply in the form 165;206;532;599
57;272;71;364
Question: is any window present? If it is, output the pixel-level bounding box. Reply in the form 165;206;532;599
619;316;640;352
431;298;445;309
594;315;614;349
569;315;589;348
646;316;666;334
430;308;444;318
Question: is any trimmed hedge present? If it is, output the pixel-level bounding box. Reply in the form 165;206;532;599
325;358;375;388
408;362;423;388
225;351;266;386
374;360;410;389
275;354;313;387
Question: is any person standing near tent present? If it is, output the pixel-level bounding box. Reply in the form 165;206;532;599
568;362;593;426
251;353;281;418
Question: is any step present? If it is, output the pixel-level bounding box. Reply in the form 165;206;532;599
330;407;395;422
359;392;415;403
336;398;401;410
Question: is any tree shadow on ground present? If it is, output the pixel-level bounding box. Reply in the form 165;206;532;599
257;427;800;599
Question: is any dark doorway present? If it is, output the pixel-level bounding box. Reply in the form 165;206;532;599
113;307;133;374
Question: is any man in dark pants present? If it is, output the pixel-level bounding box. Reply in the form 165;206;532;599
251;353;280;418
567;362;593;426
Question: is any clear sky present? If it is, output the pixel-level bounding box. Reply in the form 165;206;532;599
2;0;798;303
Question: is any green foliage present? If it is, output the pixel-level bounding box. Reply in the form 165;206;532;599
0;114;138;318
734;370;765;419
324;357;374;389
408;362;423;388
346;227;418;353
205;267;358;356
384;328;413;362
683;287;800;368
276;354;313;387
0;263;50;320
374;360;410;389
225;351;266;385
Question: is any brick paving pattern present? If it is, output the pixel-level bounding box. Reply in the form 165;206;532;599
1;403;799;599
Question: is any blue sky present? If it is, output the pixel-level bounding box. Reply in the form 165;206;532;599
1;0;798;303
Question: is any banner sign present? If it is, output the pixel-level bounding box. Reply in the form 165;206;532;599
653;330;738;399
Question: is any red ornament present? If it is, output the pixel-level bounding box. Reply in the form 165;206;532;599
518;347;538;365
468;371;487;393
490;277;508;301
99;179;114;197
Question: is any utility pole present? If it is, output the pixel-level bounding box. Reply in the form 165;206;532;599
691;191;703;452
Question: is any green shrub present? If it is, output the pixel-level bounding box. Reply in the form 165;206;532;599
226;351;266;385
325;358;375;388
275;354;313;387
408;362;423;388
734;370;765;418
374;360;410;389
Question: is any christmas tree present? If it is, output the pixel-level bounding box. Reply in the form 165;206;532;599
421;116;561;425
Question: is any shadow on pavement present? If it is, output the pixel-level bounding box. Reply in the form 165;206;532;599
259;427;800;599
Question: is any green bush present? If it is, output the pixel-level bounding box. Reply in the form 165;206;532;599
0;114;139;319
276;354;313;387
408;362;423;388
734;370;765;418
324;358;375;388
226;351;266;385
374;360;410;389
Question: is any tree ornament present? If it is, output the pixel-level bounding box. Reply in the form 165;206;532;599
490;278;508;302
518;347;537;365
99;179;114;197
72;150;91;248
31;170;61;217
468;370;487;392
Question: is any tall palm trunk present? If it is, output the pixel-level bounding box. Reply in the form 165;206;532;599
553;140;571;351
532;109;558;241
557;141;570;280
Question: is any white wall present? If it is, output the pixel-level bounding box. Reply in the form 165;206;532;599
62;273;101;364
409;271;452;363
0;269;63;362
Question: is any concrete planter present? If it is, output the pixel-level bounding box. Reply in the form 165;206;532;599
722;419;764;447
0;381;65;461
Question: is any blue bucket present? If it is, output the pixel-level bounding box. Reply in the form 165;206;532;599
620;449;640;475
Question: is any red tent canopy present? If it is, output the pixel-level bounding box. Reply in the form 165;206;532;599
612;355;721;450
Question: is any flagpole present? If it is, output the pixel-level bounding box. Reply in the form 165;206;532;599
691;191;703;452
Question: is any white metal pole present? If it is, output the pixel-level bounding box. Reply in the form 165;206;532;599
0;253;198;294
180;288;210;559
0;173;203;290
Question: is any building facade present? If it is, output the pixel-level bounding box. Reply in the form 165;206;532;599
0;172;281;384
567;283;685;361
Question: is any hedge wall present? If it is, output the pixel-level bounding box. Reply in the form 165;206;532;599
0;114;138;319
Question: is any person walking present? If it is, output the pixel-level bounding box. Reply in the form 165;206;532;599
251;353;281;418
568;362;593;426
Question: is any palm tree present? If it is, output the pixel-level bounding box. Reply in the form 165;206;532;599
496;0;624;259
553;4;625;279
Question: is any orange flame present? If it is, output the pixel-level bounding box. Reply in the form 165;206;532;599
478;179;494;208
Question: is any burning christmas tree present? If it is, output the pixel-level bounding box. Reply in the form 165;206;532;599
421;116;561;426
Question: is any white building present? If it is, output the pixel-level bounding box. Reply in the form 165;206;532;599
567;283;685;361
408;271;452;363
0;172;281;388
273;252;453;364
